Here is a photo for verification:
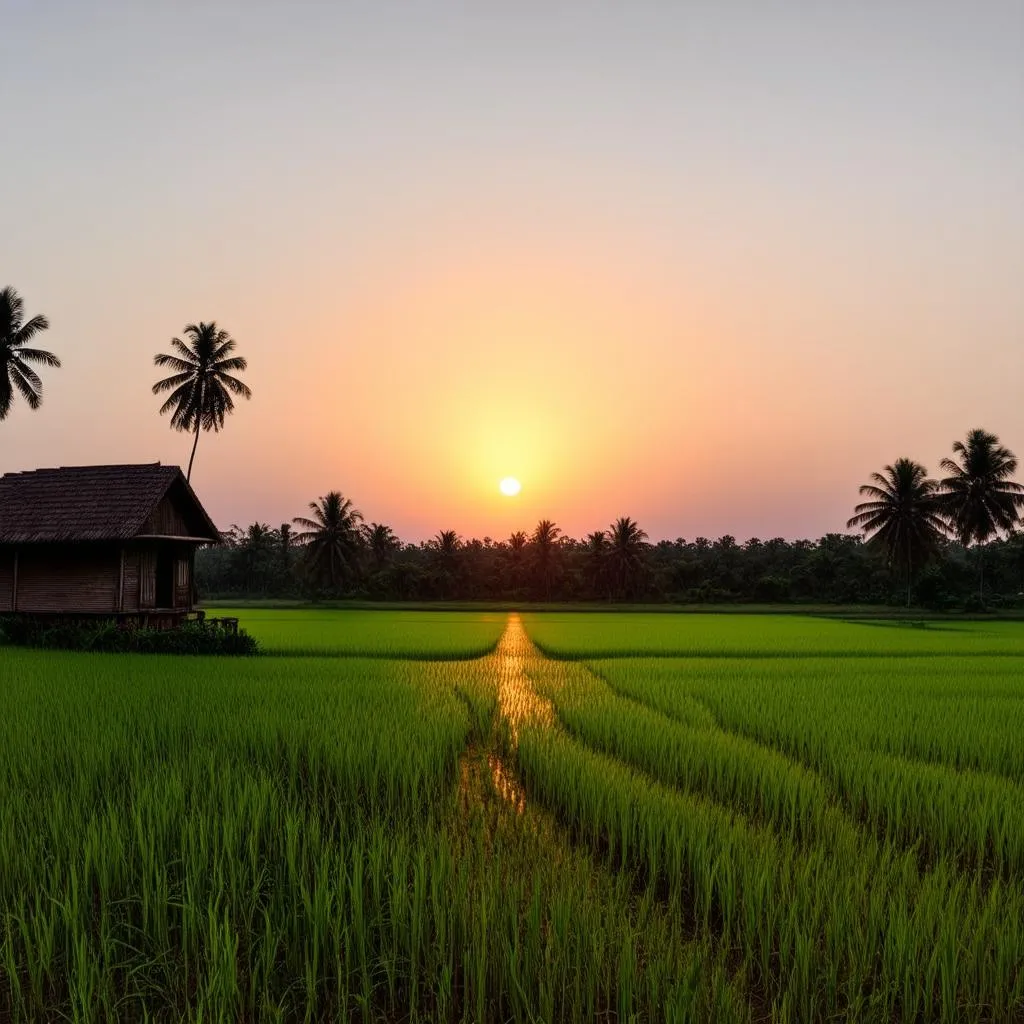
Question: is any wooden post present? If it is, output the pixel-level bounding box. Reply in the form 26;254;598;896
118;547;125;613
11;549;18;612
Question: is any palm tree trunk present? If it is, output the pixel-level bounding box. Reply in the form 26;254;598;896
979;546;985;604
906;551;912;609
186;421;201;481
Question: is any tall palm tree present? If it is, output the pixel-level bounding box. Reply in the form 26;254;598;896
846;458;947;607
607;517;649;599
293;492;364;592
938;429;1024;601
0;287;59;421
152;322;251;480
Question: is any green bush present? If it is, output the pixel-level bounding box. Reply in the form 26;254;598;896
0;617;259;656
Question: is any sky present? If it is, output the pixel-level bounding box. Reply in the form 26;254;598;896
3;1;1022;542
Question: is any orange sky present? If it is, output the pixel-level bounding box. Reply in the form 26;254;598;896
4;3;1023;541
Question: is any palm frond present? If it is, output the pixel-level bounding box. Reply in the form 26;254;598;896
14;346;60;367
12;315;50;347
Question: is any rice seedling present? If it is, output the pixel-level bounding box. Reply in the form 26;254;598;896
207;607;507;658
2;610;1022;1021
523;611;1024;659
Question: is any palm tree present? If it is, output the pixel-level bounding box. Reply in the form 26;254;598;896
363;522;400;571
531;519;561;599
503;530;529;594
0;287;59;421
938;429;1024;601
584;530;608;597
433;530;461;565
293;492;364;592
607;517;649;599
432;530;461;599
846;458;947;607
152;322;251;480
235;521;274;592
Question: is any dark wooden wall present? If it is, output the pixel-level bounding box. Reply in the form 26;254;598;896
122;549;140;611
129;543;193;611
0;542;198;616
175;555;191;609
0;550;14;613
15;545;119;613
143;495;189;537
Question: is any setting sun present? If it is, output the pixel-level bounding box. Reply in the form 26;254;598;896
499;477;521;497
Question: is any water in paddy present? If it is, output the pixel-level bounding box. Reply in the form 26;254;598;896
459;613;554;816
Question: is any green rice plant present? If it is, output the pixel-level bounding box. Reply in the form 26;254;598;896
516;719;1024;1022
593;656;1024;875
206;607;507;658
0;643;754;1022
523;611;1024;659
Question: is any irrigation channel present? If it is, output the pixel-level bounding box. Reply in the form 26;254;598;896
458;613;554;817
455;613;766;1019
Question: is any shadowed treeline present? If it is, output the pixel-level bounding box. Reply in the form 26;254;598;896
198;521;1024;611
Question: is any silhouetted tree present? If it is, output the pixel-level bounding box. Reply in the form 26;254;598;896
607;517;649;599
0;287;59;421
847;458;947;606
152;322;251;480
939;429;1024;601
531;520;561;599
363;523;400;572
584;530;608;597
293;492;364;592
431;530;461;599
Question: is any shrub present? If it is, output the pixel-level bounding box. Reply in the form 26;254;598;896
0;617;259;656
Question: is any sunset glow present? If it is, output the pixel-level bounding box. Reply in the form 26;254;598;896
3;4;1021;542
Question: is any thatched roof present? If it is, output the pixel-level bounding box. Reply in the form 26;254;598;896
0;464;220;544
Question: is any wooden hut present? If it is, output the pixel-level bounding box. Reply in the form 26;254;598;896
0;463;220;628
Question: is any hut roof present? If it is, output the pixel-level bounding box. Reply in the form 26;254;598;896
0;463;220;544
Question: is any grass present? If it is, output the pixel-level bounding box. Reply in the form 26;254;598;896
2;611;1023;1021
205;607;507;658
523;610;1024;657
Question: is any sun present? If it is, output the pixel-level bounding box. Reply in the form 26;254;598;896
499;476;521;496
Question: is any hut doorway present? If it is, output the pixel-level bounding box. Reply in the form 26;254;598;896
155;548;175;608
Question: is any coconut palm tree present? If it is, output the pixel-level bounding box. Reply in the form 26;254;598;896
503;530;529;594
152;322;251;480
846;458;947;607
363;522;400;571
431;530;461;599
433;530;461;564
0;287;59;421
938;429;1024;601
607;517;649;599
531;519;561;599
584;530;609;597
293;492;364;592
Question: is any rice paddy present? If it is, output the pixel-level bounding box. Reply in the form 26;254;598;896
1;611;1023;1021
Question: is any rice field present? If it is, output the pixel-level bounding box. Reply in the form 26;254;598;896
1;611;1023;1022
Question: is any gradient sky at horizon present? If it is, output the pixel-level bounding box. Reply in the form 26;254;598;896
3;1;1022;542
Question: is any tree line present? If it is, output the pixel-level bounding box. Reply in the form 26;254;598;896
6;285;1024;609
198;482;1024;610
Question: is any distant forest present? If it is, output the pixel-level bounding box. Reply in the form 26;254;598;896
198;426;1024;611
198;519;1024;611
6;286;1022;610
